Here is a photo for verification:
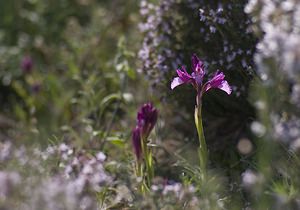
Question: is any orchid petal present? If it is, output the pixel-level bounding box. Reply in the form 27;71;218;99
176;68;192;82
217;80;232;94
171;77;185;89
192;54;205;75
202;71;231;95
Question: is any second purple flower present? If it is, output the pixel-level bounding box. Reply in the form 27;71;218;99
132;103;158;160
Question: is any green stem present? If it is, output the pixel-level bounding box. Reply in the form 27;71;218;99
194;95;208;179
141;136;153;187
135;159;145;193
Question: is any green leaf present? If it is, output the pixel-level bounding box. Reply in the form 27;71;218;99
126;67;136;79
100;93;122;108
106;136;125;147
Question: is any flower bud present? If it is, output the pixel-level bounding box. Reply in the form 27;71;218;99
137;103;158;138
132;126;142;160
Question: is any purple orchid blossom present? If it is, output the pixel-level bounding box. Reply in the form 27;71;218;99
170;54;232;180
132;103;158;188
132;103;158;160
137;103;158;139
171;54;231;96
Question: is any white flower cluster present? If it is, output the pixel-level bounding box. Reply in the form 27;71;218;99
138;0;183;83
0;141;112;210
246;0;300;148
246;0;300;82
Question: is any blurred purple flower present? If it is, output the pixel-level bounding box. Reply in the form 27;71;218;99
21;56;33;73
137;103;158;138
31;83;42;94
132;126;142;160
132;103;158;160
171;54;231;95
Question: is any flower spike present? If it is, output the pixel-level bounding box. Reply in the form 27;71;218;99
137;103;158;138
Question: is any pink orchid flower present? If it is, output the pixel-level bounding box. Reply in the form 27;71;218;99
171;54;231;96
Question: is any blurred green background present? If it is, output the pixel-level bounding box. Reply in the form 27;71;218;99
0;0;142;147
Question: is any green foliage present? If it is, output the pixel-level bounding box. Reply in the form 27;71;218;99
0;0;139;144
